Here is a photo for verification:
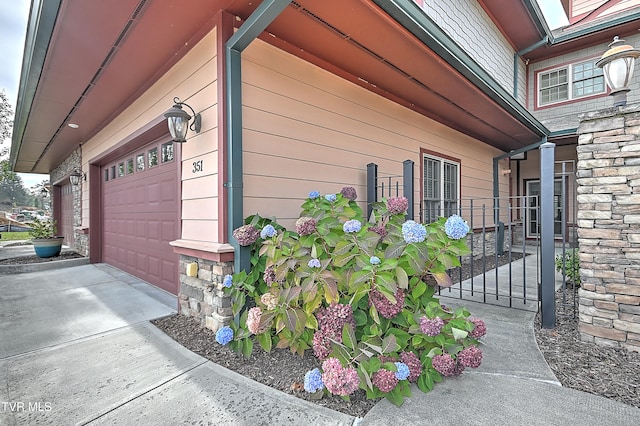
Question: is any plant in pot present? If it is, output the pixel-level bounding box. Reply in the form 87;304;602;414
29;218;64;258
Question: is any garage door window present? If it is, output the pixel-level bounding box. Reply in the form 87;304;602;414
136;154;145;171
148;147;158;167
161;142;174;163
118;163;125;177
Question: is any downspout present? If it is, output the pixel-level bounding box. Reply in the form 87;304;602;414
493;136;548;252
513;36;548;98
225;0;292;273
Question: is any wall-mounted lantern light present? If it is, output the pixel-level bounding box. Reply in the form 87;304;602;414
164;97;202;143
69;168;86;186
596;36;640;107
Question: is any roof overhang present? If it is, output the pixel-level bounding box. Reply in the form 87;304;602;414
11;0;548;175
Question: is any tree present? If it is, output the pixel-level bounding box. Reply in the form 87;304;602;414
0;89;31;209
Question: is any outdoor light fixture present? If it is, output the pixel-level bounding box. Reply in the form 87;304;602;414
596;36;640;107
164;97;202;143
69;168;86;186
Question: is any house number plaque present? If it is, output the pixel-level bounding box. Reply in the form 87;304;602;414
192;160;203;173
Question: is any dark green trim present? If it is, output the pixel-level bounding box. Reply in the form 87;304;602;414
10;0;63;170
225;0;292;273
372;0;549;138
549;128;578;138
552;12;640;44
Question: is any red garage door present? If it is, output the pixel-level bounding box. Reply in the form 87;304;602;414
102;140;179;294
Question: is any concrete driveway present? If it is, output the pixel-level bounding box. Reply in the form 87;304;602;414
0;264;353;426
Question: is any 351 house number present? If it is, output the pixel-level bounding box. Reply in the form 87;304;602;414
192;160;203;173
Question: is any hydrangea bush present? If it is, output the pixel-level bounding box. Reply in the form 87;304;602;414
222;188;486;406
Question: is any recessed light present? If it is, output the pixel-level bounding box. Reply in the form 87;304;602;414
68;123;79;129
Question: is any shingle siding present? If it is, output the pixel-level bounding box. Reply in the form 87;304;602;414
418;1;523;103
528;34;640;132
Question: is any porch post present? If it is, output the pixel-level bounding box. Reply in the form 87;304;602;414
402;159;414;220
540;141;556;328
367;163;378;220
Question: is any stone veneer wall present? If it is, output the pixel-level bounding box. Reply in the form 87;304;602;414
576;105;640;353
178;255;235;332
50;149;89;257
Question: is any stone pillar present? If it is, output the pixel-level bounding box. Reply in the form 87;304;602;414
576;105;640;353
178;255;235;332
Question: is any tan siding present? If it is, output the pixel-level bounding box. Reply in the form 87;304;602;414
242;40;507;229
82;29;220;243
571;0;607;18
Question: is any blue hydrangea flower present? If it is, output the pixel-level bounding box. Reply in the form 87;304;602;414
215;326;234;345
395;362;410;381
370;256;381;265
260;224;277;239
401;220;427;243
304;368;325;393
325;194;337;202
308;258;321;268
223;274;233;288
445;215;470;240
343;220;362;233
309;191;320;199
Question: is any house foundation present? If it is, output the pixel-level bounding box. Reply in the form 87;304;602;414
576;104;640;352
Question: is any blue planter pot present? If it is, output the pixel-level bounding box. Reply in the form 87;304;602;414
32;238;64;258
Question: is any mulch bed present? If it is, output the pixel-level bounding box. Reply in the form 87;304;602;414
534;286;640;409
0;251;85;264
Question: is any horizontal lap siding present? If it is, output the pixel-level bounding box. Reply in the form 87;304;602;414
82;29;220;243
242;40;506;229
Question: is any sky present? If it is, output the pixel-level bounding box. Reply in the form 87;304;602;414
0;0;568;187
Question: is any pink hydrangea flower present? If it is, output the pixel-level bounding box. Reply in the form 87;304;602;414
295;216;317;236
246;307;267;335
457;345;483;368
420;316;445;336
400;351;422;382
386;196;409;215
232;225;260;246
372;369;398;393
432;353;457;377
260;293;278;310
368;288;405;319
321;358;360;396
340;186;358;201
469;318;487;338
263;265;276;286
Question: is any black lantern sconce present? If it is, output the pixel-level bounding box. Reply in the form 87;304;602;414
69;168;86;186
596;36;640;107
164;97;202;143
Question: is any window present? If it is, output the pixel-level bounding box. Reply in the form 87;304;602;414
136;154;145;171
422;153;459;223
110;165;116;180
104;169;109;182
161;142;174;163
118;162;125;177
148;147;158;167
126;158;134;175
538;59;605;106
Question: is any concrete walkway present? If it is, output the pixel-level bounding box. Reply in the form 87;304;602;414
1;248;639;425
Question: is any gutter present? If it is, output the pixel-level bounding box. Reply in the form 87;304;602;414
10;0;63;171
373;0;548;139
513;36;549;98
225;0;292;273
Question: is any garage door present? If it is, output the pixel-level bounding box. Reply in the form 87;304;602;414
102;140;179;294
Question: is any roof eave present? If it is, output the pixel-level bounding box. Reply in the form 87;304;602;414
373;0;549;138
10;0;63;171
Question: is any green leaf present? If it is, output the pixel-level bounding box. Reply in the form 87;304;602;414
451;327;469;341
384;241;406;259
350;270;374;287
353;309;368;327
375;272;398;297
242;338;254;359
385;387;404;407
342;323;357;350
381;335;399;353
358;364;374;391
431;272;453;287
395;267;409;289
256;332;272;352
370;304;381;325
334;240;356;255
411;280;427;300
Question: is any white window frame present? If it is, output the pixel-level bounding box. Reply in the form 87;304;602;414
422;153;460;223
537;59;605;107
